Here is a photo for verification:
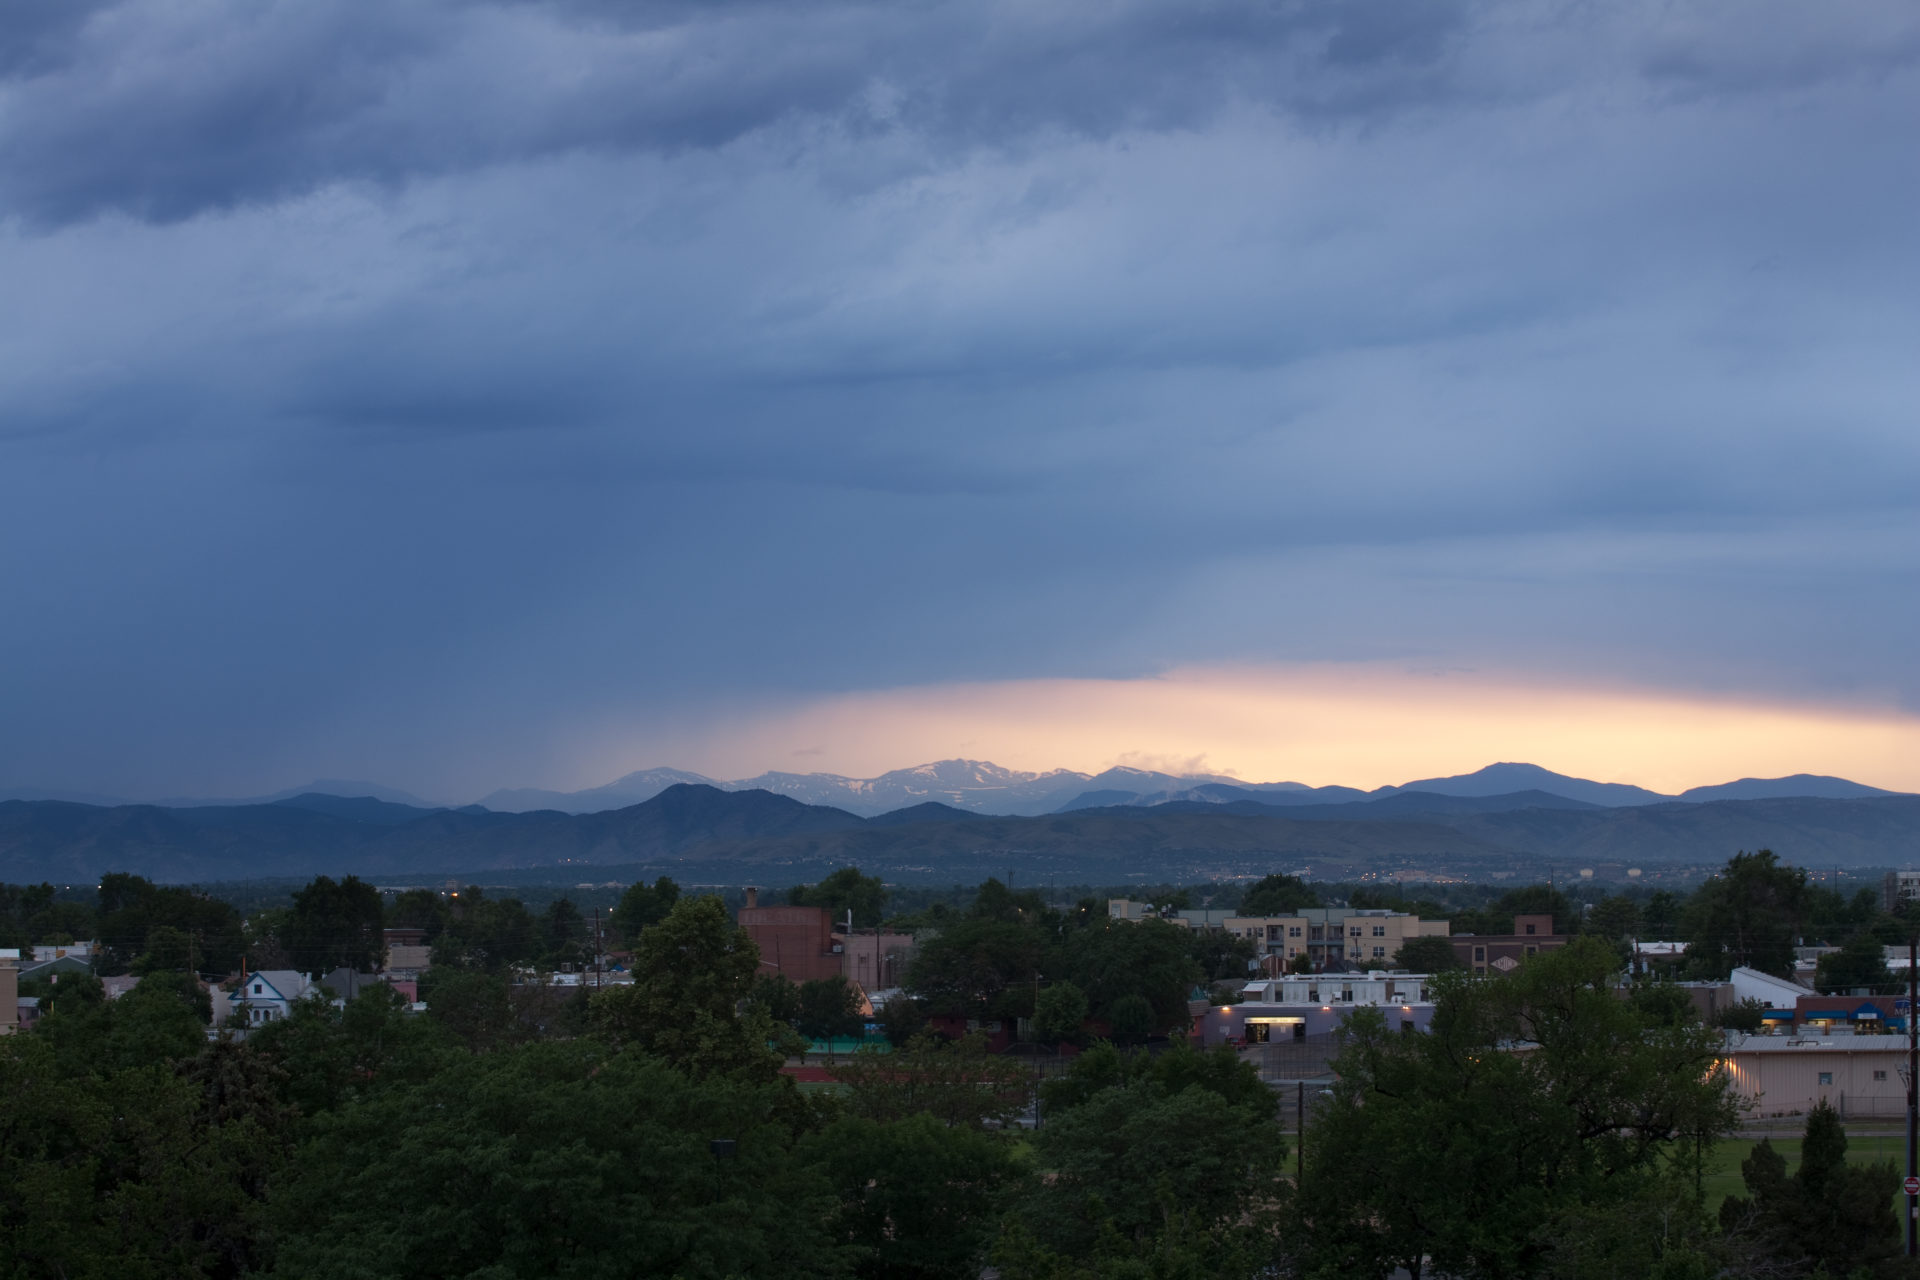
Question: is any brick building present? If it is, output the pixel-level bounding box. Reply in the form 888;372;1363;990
1449;914;1568;975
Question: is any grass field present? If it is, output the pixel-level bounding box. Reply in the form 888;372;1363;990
1704;1134;1910;1213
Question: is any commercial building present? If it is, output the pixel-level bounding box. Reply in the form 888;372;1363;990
1197;970;1438;1047
1226;908;1448;972
736;889;913;988
1720;1033;1910;1121
1448;914;1568;974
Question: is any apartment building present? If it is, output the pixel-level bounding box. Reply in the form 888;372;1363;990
1226;908;1448;972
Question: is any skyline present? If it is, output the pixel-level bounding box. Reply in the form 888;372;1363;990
5;2;1918;801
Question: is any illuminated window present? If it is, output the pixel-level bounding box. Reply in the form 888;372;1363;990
1819;1072;1833;1086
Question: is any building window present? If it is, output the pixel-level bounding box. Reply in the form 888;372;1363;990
1373;926;1386;936
1372;946;1386;958
1876;1070;1889;1082
1525;923;1537;935
1473;947;1485;961
1819;1072;1833;1086
1525;946;1537;957
1289;927;1301;937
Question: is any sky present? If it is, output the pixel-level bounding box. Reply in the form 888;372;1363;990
4;0;1920;803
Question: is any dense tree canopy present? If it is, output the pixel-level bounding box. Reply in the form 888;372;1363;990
790;868;888;928
281;874;385;976
1238;873;1320;916
1684;850;1808;978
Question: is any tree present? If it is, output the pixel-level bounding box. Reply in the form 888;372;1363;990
999;1077;1287;1275
1392;934;1463;972
610;875;680;944
431;887;542;971
1295;939;1736;1279
1058;918;1202;1035
539;896;590;967
1105;993;1154;1045
94;874;244;977
36;971;209;1073
1587;894;1642;941
589;895;797;1078
1032;981;1089;1047
1720;1100;1906;1277
831;1031;1030;1130
796;975;866;1043
282;875;385;976
386;887;449;939
790;867;888;928
904;917;1048;1021
1041;1037;1272;1121
1238;873;1320;916
1189;926;1256;981
806;1114;1022;1280
1815;928;1891;992
1714;998;1767;1034
274;1040;850;1279
419;967;520;1053
1684;850;1807;979
0;1033;292;1280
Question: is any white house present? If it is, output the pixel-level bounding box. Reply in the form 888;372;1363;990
232;970;310;1026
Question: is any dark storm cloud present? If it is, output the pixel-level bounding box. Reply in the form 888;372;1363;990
0;0;1482;224
2;0;1919;797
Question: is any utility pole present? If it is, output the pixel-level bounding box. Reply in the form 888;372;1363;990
1296;1080;1305;1187
1908;933;1916;1258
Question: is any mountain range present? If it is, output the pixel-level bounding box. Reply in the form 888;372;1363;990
8;759;1897;820
2;767;1918;885
469;759;1903;817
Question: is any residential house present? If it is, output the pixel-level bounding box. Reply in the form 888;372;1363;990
1226;908;1448;972
101;975;142;1000
1448;914;1568;975
31;941;94;963
232;970;311;1026
16;954;92;987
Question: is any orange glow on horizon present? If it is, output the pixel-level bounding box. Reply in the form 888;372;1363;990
618;664;1920;795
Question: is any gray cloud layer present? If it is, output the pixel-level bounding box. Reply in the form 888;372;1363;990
3;0;1918;796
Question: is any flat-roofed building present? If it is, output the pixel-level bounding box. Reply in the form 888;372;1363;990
1721;1033;1910;1121
1226;908;1447;972
1449;915;1568;975
1199;970;1438;1047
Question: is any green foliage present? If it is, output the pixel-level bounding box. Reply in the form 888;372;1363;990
1719;1101;1909;1277
35;971;210;1072
748;972;802;1024
1684;849;1808;979
790;867;889;928
0;1033;290;1279
431;886;542;971
387;886;450;937
1626;978;1699;1028
1237;873;1319;916
878;992;929;1046
905;917;1049;1020
540;896;591;967
1000;1075;1286;1275
1297;938;1737;1279
1391;933;1463;972
1453;883;1578;937
1187;927;1256;981
831;1031;1031;1129
1041;1037;1272;1121
95;873;245;977
797;975;866;1042
1714;998;1767;1033
968;877;1047;922
282;873;385;976
1057;919;1202;1035
610;875;680;944
1106;993;1154;1045
0;880;96;950
1033;981;1090;1046
1586;893;1642;940
251;983;458;1116
806;1113;1023;1280
1815;928;1892;992
589;894;798;1078
419;966;520;1052
274;1039;850;1279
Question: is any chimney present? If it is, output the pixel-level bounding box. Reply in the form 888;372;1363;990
744;887;759;909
